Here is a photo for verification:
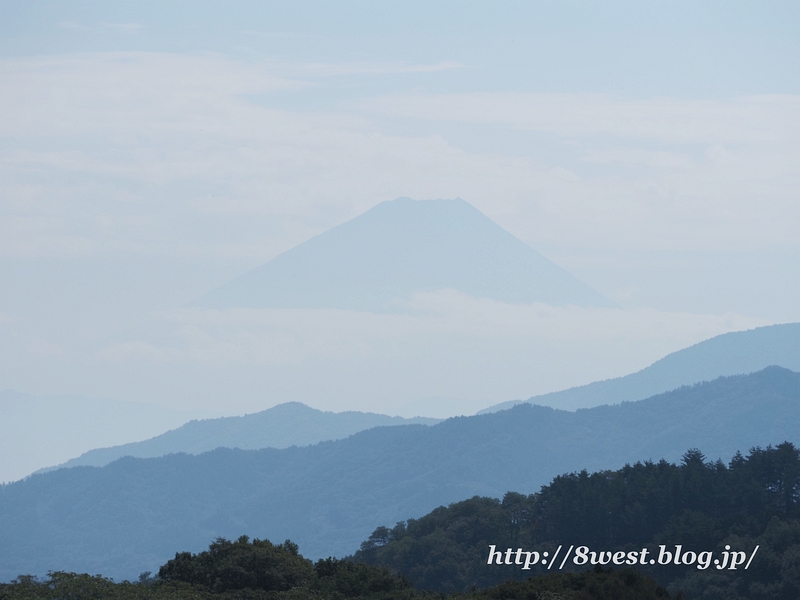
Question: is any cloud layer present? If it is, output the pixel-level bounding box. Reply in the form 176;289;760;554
0;50;796;416
2;52;798;264
2;290;761;415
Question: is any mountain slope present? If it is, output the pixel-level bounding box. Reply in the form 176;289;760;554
193;197;611;311
42;402;439;472
1;367;798;581
480;322;800;412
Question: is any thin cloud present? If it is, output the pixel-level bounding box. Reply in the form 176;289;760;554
581;148;695;169
295;60;466;77
358;92;800;144
58;21;144;32
1;52;797;262
114;292;768;371
85;291;769;413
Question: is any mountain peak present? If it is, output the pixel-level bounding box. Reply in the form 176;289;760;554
194;197;611;311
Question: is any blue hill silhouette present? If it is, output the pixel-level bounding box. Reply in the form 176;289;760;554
1;366;798;581
481;322;800;411
38;402;438;472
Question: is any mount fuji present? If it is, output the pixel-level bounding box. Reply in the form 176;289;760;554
194;197;611;311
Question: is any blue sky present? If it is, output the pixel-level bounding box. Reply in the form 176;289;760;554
0;1;798;422
3;1;799;96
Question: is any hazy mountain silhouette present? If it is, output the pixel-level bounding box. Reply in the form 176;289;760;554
40;402;438;472
193;197;611;311
0;390;206;483
1;366;798;581
480;322;800;412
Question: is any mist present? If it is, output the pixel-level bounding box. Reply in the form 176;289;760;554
1;2;799;478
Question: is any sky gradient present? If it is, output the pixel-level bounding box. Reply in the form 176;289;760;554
1;1;798;421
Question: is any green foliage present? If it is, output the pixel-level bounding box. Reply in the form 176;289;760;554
0;538;423;599
0;548;669;600
158;536;314;593
0;571;171;600
0;565;672;600
312;557;414;599
353;443;800;597
460;567;671;600
672;516;800;599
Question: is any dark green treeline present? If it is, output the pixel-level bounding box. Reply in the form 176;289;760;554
353;443;800;599
0;536;669;600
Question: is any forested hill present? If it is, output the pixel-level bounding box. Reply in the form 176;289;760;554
353;442;800;600
1;367;798;581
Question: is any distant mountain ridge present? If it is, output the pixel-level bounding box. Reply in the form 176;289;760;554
40;402;439;472
480;322;800;412
0;390;207;483
1;366;798;581
194;197;611;311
